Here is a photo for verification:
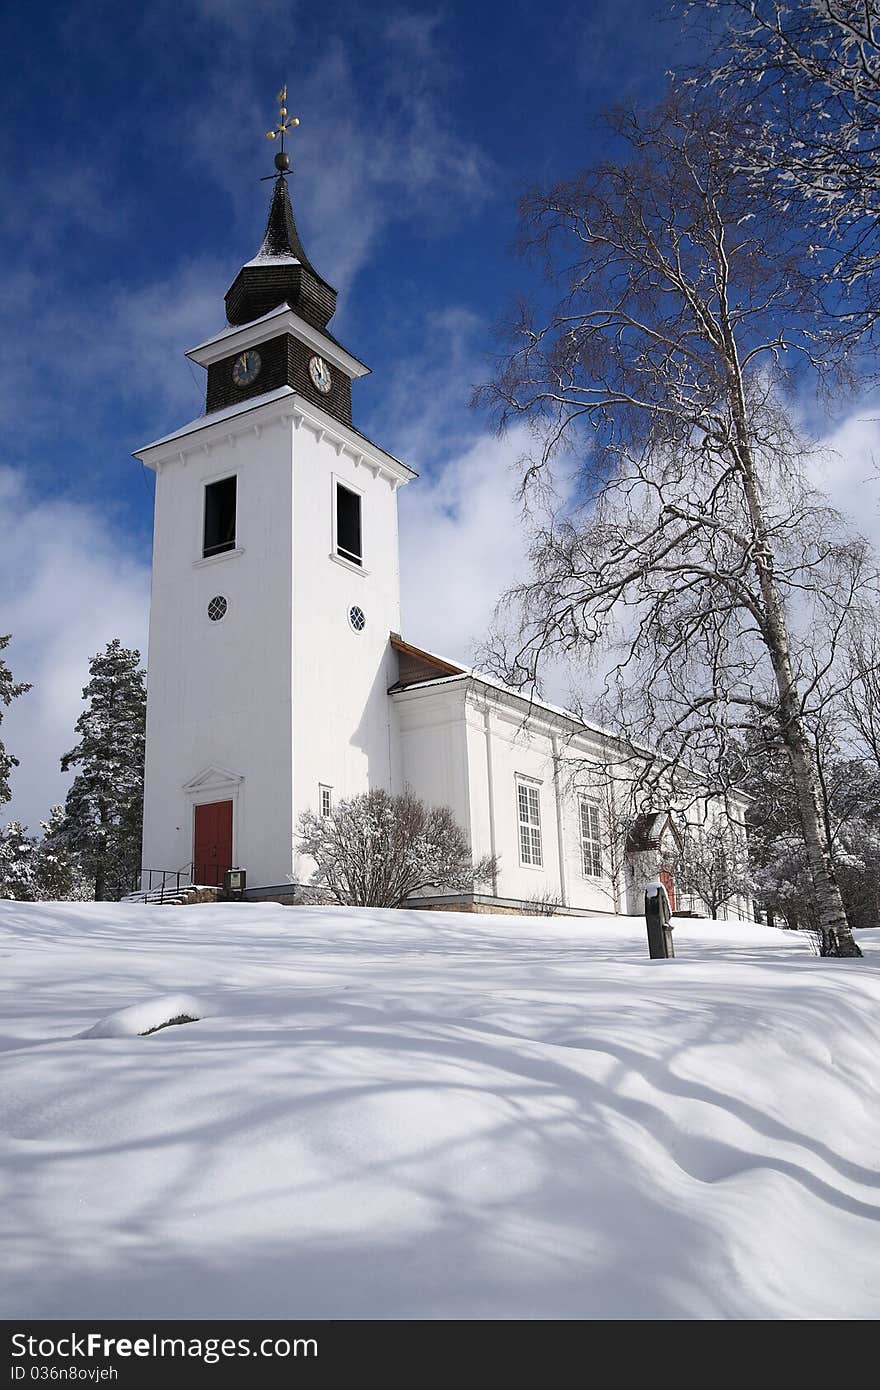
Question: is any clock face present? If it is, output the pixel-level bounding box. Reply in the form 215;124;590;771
309;355;333;394
232;349;261;388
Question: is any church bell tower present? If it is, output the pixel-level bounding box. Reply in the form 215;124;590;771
135;89;416;893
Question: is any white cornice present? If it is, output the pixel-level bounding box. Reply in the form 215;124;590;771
391;670;611;749
292;398;416;485
133;387;416;486
134;387;296;462
390;665;751;804
185;303;370;380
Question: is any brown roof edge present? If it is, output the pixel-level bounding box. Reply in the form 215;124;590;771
390;635;465;687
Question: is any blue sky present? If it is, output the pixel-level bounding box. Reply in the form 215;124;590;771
0;0;694;505
2;0;877;829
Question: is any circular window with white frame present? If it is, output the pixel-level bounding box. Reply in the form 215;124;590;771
348;605;366;633
207;594;228;623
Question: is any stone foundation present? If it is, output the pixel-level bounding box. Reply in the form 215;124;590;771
184;887;222;905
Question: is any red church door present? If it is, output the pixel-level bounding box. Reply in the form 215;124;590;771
659;868;676;913
193;801;233;887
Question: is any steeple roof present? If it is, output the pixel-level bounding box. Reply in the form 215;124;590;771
225;173;337;330
247;173;320;272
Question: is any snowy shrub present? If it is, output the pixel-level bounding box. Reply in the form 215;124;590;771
0;821;37;900
297;787;498;908
0;810;92;903
32;806;90;901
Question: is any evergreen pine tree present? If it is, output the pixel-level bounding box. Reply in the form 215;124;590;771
61;640;146;901
0;821;37;900
0;634;31;808
33;805;89;901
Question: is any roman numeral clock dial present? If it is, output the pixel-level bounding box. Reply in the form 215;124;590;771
232;349;261;387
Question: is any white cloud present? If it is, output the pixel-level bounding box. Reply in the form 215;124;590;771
377;302;537;663
390;306;578;688
0;467;150;832
399;424;535;664
366;304;488;464
92;261;229;422
812;405;880;550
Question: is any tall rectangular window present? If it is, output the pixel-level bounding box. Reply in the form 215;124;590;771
203;476;237;558
580;798;603;877
319;784;333;818
336;483;362;566
517;779;543;867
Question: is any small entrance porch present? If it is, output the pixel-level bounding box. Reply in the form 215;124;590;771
624;812;684;914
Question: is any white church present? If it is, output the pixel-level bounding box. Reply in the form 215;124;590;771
136;128;745;917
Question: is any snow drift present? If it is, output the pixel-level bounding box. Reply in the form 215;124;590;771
0;900;877;1320
79;994;204;1039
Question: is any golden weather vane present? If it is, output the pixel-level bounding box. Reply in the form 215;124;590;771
266;85;300;148
265;85;300;175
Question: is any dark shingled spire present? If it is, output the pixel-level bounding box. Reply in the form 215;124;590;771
257;172;318;272
225;174;337;330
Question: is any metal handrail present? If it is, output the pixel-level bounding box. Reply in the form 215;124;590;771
124;861;229;903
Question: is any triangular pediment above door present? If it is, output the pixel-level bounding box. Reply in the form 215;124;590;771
183;764;245;794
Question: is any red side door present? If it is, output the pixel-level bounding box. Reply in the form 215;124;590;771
193;800;233;886
659;868;676;913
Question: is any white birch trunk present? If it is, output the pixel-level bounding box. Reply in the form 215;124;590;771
724;342;862;957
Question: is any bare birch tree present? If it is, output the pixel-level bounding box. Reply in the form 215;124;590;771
478;96;876;956
685;0;880;342
844;627;880;770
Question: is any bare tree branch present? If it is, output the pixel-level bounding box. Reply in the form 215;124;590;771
476;94;876;955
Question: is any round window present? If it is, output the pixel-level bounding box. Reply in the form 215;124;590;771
348;605;366;633
207;595;228;623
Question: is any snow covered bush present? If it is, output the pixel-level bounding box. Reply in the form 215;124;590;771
297;788;497;908
0;821;37;900
0;810;91;902
33;806;90;901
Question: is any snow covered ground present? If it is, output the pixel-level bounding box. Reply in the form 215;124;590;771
1;901;878;1321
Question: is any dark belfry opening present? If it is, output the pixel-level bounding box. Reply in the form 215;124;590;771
204;476;237;557
336;483;362;565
